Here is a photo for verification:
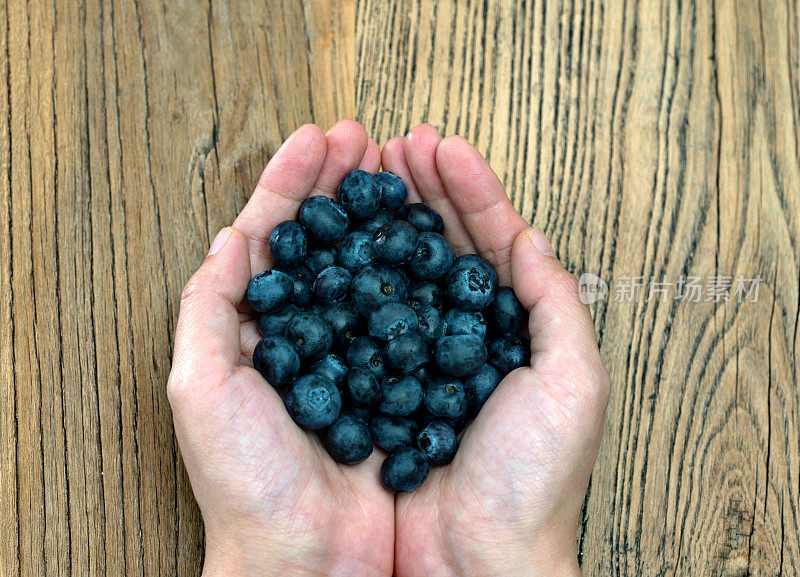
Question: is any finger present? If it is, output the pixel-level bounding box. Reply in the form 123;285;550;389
404;125;476;254
239;319;261;359
436;135;529;285
380;137;423;203
233;124;327;275
169;228;251;399
310;119;369;197
359;138;381;173
510;228;609;399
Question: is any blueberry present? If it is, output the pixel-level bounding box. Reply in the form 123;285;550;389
269;221;307;267
368;302;419;341
283;264;314;306
346;366;381;407
488;335;531;375
433;334;487;377
444;308;487;339
337;169;381;219
252;336;301;387
284;312;333;360
396;203;445;234
373;220;419;264
386;331;429;373
445;254;498;311
325;413;373;465
351;265;408;317
463;364;503;412
346;336;388;379
284;374;342;430
350;405;372;421
407;281;443;310
338;231;375;273
488;286;527;334
257;304;300;336
311;353;348;387
423;377;467;419
305;247;339;276
417;421;458;465
313;266;352;305
370;416;418;452
380;447;430;493
379;375;423;416
298;196;349;246
320;303;362;351
410;364;433;385
415;305;447;342
246;270;294;312
373;171;408;210
357;208;393;235
407;232;455;280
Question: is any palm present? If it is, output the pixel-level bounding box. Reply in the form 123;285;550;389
194;363;393;573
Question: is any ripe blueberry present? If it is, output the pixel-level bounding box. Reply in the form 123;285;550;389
488;286;527;334
417;421;458;465
284;312;333;360
320;302;362;351
346;366;381;407
445;308;487;339
488;335;531;375
351;264;408;317
284;374;342;430
373;220;419;264
386;331;429;373
379;375;423;417
370;416;418;452
246;269;294;312
269;220;307;267
423;377;467;419
445;254;498;312
313;266;352;305
325;413;373;465
396;203;445;234
368;302;419;341
346;336;388;380
373;171;408;210
463;364;503;412
408;232;455;280
298;196;349;246
257;304;300;337
311;353;349;387
252;336;301;388
338;231;375;273
338;170;381;219
433;334;487;377
380;447;430;493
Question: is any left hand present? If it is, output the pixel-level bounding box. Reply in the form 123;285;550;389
167;121;394;577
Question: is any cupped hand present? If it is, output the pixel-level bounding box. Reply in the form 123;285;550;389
167;121;393;577
381;125;610;577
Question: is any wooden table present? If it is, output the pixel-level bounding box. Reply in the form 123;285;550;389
1;0;798;575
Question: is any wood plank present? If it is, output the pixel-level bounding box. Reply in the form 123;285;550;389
1;0;798;575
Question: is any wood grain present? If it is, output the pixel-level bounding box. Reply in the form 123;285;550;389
1;0;798;575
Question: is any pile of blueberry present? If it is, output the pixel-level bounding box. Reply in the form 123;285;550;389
248;169;530;493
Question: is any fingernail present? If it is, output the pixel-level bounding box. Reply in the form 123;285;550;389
208;227;232;256
526;227;555;256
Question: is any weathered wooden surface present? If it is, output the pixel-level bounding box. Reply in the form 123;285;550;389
1;0;798;575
